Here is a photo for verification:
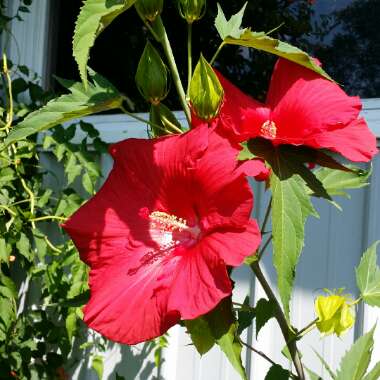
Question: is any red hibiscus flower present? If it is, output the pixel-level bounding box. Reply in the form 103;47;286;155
63;125;261;345
215;58;378;162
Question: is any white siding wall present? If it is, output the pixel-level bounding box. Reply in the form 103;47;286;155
6;3;380;379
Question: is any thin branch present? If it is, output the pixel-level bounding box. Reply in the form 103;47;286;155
210;42;225;66
257;234;272;261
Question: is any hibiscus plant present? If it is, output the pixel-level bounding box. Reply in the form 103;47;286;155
1;0;380;379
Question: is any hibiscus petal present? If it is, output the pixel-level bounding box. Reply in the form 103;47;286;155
308;118;378;162
267;59;362;142
167;246;232;320
201;220;261;267
215;69;270;141
83;247;181;345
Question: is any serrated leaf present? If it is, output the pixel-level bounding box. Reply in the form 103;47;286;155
336;326;376;380
73;0;136;87
311;166;371;198
185;318;215;355
0;275;17;299
16;232;32;261
356;242;380;307
255;298;276;338
223;29;331;81
271;172;317;319
264;364;290;380
91;355;104;380
237;297;255;335
4;71;123;146
215;2;247;40
313;349;336;379
82;172;95;194
363;362;380;380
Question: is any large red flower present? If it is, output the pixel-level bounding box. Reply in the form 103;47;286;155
215;59;378;162
63;125;261;345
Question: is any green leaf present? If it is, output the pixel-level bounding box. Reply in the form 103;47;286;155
16;232;32;261
311;166;370;198
237;297;255;335
215;2;247;40
0;275;17;299
91;355;104;380
73;0;136;87
363;362;380;380
66;310;77;343
305;367;324;380
271;172;318;319
185;318;215;355
206;299;248;380
0;238;10;263
336;325;376;380
313;349;336;379
4;71;123;146
255;298;276;338
264;364;290;380
115;374;125;380
82;172;95;194
356;242;380;307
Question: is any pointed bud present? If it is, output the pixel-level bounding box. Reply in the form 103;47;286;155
135;42;169;105
315;293;355;337
178;0;206;23
150;103;183;136
189;55;224;122
135;0;163;22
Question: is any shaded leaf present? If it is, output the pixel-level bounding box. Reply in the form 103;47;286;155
16;232;32;261
336;326;375;380
264;364;290;380
237;297;255;335
66;310;77;343
356;241;380;307
185;318;215;355
73;0;136;86
255;298;276;338
4;71;123;146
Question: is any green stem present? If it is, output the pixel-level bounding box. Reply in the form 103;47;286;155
261;196;272;234
297;318;318;339
135;8;160;41
30;215;67;223
250;262;306;380
187;22;192;97
154;17;191;126
257;234;272;261
210;42;225;66
119;105;182;134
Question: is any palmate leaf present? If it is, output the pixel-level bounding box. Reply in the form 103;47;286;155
73;0;136;87
4;71;123;146
185;298;248;380
214;3;332;81
356;242;380;307
336;326;376;380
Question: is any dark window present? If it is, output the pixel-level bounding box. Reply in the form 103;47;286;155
53;0;380;112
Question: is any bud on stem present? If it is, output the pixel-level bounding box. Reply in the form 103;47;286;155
135;41;169;105
178;0;206;23
189;54;224;122
135;0;163;22
150;103;183;136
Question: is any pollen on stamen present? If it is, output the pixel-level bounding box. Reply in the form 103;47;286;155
149;211;188;232
261;120;277;139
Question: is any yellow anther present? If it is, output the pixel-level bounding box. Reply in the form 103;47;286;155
149;211;188;231
260;120;277;139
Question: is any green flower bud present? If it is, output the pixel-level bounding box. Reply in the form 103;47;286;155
189;54;224;121
150;103;183;136
135;0;163;22
315;293;355;337
178;0;206;23
135;42;169;105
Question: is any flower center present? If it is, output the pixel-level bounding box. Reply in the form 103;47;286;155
260;120;277;139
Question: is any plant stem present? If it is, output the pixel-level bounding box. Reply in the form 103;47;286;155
261;196;272;234
154;17;191;126
297;318;318;339
135;8;161;41
257;235;272;261
30;215;67;223
210;42;225;66
187;22;192;97
119;105;182;134
250;261;306;380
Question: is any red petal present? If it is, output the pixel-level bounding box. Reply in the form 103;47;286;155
167;246;232;320
267;59;362;143
201;220;261;267
308;118;378;162
215;69;270;141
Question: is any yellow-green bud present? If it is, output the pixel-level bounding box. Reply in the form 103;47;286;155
135;0;163;22
178;0;206;23
189;54;224;122
135;42;169;105
150;103;183;136
315;293;355;337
